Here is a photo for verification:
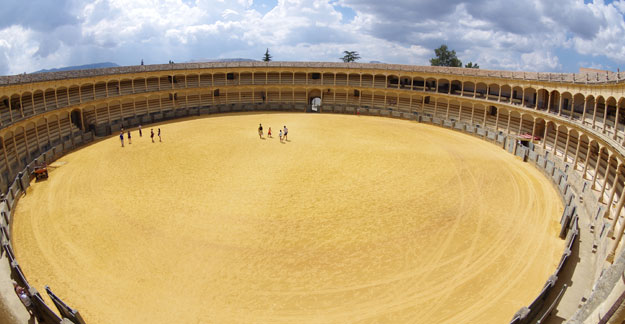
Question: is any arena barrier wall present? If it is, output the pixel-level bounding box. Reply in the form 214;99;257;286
0;132;96;324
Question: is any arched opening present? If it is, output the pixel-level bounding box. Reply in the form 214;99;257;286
463;81;475;97
572;93;585;121
476;83;487;99
549;91;560;114
450;80;462;95
308;89;322;113
536;89;549;111
524;87;537;108
438;79;450;93
71;109;83;131
561;92;573;118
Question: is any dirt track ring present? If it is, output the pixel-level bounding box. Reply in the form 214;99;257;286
12;113;563;324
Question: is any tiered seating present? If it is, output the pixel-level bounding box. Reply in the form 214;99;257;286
132;78;147;94
320;73;333;86
267;72;280;84
94;82;107;99
187;94;200;108
147;98;160;113
422;102;436;116
159;76;171;90
335;74;347;86
0;99;12;125
253;91;265;105
95;106;109;125
212;74;225;86
199;74;212;87
472;105;487;126
484;110;498;129
348;74;360;87
25;125;38;157
239;73;253;85
79;85;94;102
160;95;174;112
21;93;34;117
372;93;384;109
4;136;18;171
82;108;96;126
565;135;579;164
294;73;306;85
334;92;347;106
122;102;134;121
12;130;27;165
226;91;239;105
226;74;238;87
520;118;534;135
108;103;122;124
447;103;460;120
281;72;294;84
106;81;120;97
58;115;74;141
240;91;253;105
508;114;521;134
253;72;266;85
186;75;199;88
47;118;61;146
134;99;148;116
347;92;359;107
459;104;473;123
398;96;411;112
120;80;134;94
294;90;306;105
267;90;280;104
56;88;69;108
373;75;385;89
68;86;80;105
173;75;186;89
308;73;321;86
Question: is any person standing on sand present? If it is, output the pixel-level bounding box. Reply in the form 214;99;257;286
151;129;155;143
127;131;132;144
120;131;124;147
283;125;288;141
158;128;162;142
279;129;283;142
258;123;263;139
268;127;272;138
139;125;143;137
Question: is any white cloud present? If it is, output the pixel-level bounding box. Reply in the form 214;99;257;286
0;0;624;75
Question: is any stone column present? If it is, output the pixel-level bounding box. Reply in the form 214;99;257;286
600;156;614;202
592;146;604;190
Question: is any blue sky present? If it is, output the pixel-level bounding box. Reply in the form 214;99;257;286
0;0;624;75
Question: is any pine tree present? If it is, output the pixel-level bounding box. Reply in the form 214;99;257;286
263;49;272;62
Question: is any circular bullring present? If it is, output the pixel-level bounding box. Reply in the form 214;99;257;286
11;112;563;324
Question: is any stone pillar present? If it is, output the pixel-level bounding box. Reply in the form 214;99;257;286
610;193;625;236
592;147;604;190
600;157;614;202
583;143;593;180
607;198;625;262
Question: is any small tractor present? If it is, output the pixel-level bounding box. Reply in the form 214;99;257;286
32;163;49;180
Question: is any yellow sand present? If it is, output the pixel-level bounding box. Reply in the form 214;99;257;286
12;113;563;324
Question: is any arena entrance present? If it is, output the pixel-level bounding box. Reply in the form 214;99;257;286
308;90;321;113
71;109;83;130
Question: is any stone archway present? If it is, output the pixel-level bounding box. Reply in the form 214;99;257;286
308;89;322;113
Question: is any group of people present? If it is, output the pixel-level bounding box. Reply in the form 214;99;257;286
120;125;161;147
258;124;288;142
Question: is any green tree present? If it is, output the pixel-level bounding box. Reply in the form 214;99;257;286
465;61;480;69
263;48;272;62
341;51;361;63
430;45;462;67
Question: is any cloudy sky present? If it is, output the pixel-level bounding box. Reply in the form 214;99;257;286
0;0;624;75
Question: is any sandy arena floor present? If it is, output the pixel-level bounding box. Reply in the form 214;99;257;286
11;113;563;324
